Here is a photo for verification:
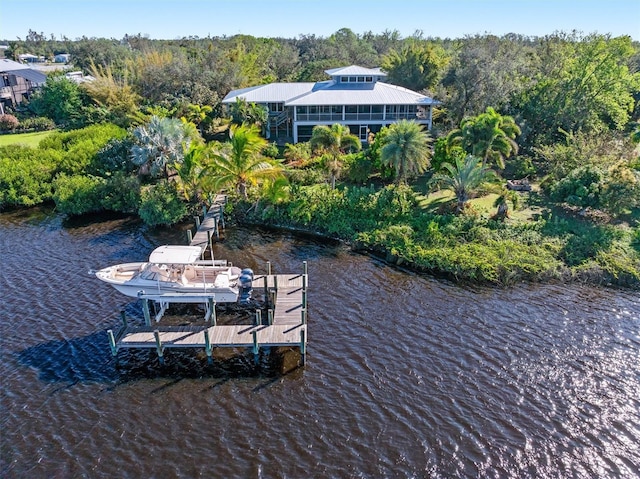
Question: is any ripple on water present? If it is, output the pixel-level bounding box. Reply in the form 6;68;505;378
1;210;639;478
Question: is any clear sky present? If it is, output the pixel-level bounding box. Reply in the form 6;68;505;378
1;0;638;41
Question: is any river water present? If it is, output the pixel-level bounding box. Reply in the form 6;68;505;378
1;208;639;478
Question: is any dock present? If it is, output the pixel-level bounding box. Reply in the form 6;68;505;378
187;194;227;258
106;202;309;367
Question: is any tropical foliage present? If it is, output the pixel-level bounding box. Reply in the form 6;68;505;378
310;123;361;188
379;120;432;183
430;155;496;212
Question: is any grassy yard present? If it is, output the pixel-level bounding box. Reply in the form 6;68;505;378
0;131;55;148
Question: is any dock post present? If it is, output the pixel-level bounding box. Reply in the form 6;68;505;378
204;329;213;364
303;261;307;277
153;330;164;364
300;329;306;366
268;309;274;325
107;329;118;356
142;298;151;326
195;215;201;228
252;330;259;365
267;261;271;276
206;230;212;259
273;275;278;293
263;275;269;307
187;229;193;244
301;308;306;324
214;218;220;239
302;290;307;310
202;204;207;218
219;204;225;229
120;310;128;328
206;298;217;325
255;309;262;326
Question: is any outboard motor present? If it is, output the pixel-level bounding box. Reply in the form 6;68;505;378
238;268;254;304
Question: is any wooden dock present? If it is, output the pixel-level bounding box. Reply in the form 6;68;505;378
187;194;227;257
106;202;309;366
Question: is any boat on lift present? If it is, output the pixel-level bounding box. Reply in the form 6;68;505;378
94;245;253;303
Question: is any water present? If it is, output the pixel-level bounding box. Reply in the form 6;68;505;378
1;208;639;478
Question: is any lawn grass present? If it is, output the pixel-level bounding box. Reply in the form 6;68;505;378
0;131;55;148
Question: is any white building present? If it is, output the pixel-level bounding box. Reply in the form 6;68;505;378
222;65;439;144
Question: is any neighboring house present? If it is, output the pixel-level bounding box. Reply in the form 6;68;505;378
0;59;47;109
222;65;440;144
18;53;44;63
54;53;71;63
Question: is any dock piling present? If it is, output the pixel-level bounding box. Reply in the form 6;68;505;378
204;329;213;364
142;298;151;326
107;329;118;356
120;310;127;328
300;329;306;366
255;309;262;326
195;216;201;228
187;229;193;244
153;329;164;364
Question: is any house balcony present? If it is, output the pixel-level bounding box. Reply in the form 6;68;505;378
0;86;12;99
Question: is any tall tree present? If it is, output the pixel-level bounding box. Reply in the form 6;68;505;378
379;120;433;183
204;124;283;199
310;124;361;189
513;33;640;146
446;107;521;169
441;34;532;126
430;155;496;213
381;40;449;92
28;76;83;126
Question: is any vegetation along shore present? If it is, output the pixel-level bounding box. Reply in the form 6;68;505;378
1;30;638;288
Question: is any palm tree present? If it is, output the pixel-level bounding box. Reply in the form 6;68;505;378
310;123;361;188
379;120;433;184
204;124;283;199
446;107;521;169
130;116;192;179
430;155;496;213
174;143;208;203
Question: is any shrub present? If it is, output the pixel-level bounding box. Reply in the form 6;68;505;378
549;165;604;207
262;142;280;159
600;162;640;215
0;145;60;208
17;116;55;131
100;173;141;213
52;174;105;215
138;181;188;226
0;114;19;131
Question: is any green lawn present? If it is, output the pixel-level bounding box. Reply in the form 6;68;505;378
0;130;55;148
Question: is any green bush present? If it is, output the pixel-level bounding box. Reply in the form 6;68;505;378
138;181;188;226
0;145;60;208
17;117;56;131
100;173;141;213
52;174;105;215
549;165;603;207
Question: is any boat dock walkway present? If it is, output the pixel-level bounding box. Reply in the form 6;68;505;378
187;194;227;257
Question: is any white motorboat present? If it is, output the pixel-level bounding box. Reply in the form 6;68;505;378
95;245;252;303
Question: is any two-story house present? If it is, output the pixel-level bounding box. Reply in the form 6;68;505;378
222;65;439;144
0;59;47;112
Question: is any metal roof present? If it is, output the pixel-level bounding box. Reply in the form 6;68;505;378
223;83;316;104
285;81;438;106
223;81;438;107
324;65;386;77
0;59;47;84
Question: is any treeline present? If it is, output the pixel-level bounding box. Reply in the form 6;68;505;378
4;29;639;142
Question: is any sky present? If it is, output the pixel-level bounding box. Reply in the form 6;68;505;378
1;0;639;42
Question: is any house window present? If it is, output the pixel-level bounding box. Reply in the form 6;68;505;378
341;76;348;83
357;76;365;82
365;76;373;82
